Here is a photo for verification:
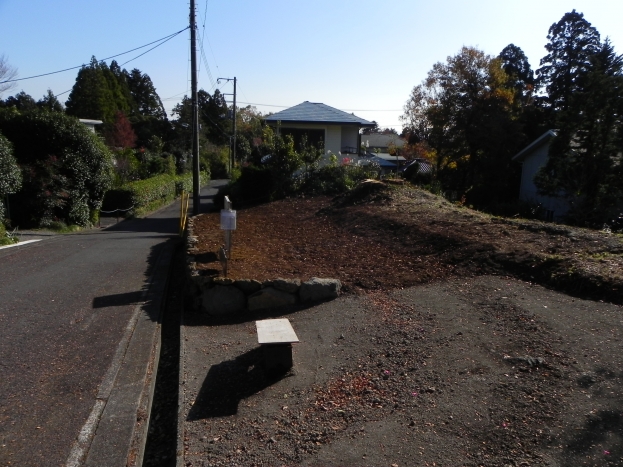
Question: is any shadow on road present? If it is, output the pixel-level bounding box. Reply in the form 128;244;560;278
187;347;290;420
92;291;144;308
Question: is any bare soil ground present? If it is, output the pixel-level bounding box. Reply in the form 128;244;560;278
193;181;622;301
181;182;623;466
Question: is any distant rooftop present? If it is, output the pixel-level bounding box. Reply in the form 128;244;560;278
265;101;375;126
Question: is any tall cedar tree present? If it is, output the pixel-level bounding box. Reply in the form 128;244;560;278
109;60;138;116
536;10;601;117
499;44;534;102
66;57;131;123
535;39;623;224
125;68;166;119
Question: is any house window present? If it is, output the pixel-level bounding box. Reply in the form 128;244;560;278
545;210;554;222
280;128;324;151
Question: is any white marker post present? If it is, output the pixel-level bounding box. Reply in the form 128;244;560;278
220;196;236;259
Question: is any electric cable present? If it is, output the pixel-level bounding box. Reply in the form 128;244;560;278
119;30;186;67
0;27;189;85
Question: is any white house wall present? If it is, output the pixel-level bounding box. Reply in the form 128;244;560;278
341;126;359;151
325;126;341;156
519;144;570;219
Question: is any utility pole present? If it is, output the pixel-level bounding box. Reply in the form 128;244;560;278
217;77;237;174
190;0;200;215
233;77;237;170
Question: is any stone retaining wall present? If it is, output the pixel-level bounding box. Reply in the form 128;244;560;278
184;216;341;315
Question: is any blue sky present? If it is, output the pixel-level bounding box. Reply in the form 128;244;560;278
1;0;622;131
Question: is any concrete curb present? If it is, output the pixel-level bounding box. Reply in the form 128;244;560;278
176;296;187;467
66;238;178;467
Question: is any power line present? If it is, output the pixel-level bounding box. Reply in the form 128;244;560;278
0;27;189;85
199;39;216;89
119;30;186;67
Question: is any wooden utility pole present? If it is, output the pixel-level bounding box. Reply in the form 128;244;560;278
232;77;237;169
190;0;200;215
218;77;237;173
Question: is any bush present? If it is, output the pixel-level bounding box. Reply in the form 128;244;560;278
201;144;229;179
0;131;22;222
0;223;15;246
102;171;208;217
0;109;114;227
300;164;378;195
235;165;273;204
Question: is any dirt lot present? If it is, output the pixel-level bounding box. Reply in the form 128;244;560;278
182;182;623;466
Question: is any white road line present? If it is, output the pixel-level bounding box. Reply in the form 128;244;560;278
65;399;106;467
0;239;42;250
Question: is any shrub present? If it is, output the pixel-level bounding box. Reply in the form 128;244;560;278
0;109;114;227
300;164;379;195
0;131;22;222
235;165;273;204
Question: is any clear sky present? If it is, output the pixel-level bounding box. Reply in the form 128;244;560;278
1;0;622;131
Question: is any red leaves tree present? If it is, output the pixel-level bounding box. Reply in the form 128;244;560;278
105;111;137;149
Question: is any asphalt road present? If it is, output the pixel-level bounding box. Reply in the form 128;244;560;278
0;181;226;467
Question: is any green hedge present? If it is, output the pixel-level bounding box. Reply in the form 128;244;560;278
102;171;208;218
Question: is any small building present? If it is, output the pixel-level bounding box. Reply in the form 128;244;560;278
265;101;375;164
512;130;570;221
79;119;103;133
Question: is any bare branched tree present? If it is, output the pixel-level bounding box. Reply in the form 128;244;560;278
0;55;18;96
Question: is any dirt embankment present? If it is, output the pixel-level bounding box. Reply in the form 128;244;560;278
192;182;623;304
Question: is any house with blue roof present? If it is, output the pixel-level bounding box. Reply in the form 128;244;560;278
264;101;375;164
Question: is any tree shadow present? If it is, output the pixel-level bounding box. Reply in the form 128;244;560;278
562;409;623;463
92;291;144;308
186;346;290;420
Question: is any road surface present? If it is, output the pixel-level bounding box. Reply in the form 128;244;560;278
0;180;226;467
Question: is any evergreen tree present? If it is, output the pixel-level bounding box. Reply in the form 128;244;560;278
109;60;138;116
2;91;37;112
37;89;64;112
536;10;601;116
66;57;131;122
171;88;230;150
535;39;623;224
499;44;534;101
125;68;166;119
